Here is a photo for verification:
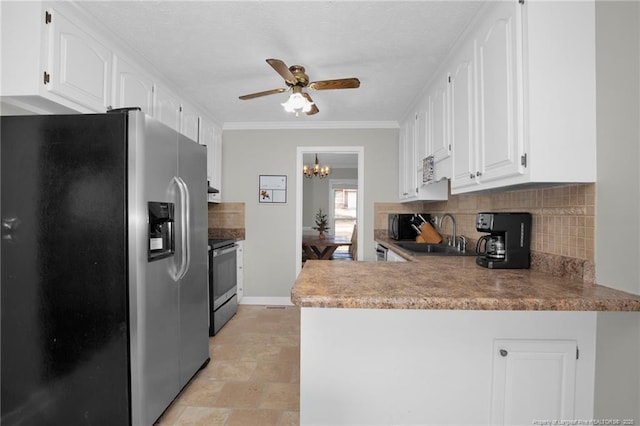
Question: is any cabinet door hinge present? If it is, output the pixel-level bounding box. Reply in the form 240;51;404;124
448;75;451;83
45;11;52;24
448;144;452;152
520;153;527;168
43;71;50;85
576;346;580;360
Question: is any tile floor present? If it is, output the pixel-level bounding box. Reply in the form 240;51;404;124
155;305;301;426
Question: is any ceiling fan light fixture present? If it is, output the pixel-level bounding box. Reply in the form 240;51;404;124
282;92;313;116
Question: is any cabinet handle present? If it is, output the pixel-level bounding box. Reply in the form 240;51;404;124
476;171;482;177
499;349;508;357
470;173;475;179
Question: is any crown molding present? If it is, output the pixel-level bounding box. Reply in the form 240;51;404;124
222;121;399;131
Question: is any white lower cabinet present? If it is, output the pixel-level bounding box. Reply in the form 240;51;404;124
385;250;406;262
300;310;596;426
490;339;578;425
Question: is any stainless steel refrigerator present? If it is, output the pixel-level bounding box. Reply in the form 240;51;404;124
1;109;210;425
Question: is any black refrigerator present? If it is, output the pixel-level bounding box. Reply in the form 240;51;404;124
1;110;210;425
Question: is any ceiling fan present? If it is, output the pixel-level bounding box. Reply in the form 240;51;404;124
239;58;360;116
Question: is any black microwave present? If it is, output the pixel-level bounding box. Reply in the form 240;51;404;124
388;213;431;240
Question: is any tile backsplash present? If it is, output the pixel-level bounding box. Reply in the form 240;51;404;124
375;183;596;283
208;202;246;240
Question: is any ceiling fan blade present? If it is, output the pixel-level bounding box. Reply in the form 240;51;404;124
302;93;319;115
239;87;287;100
309;78;360;91
266;58;297;85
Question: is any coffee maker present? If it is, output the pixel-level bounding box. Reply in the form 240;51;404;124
475;212;532;269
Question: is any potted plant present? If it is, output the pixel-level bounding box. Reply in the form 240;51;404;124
313;208;330;239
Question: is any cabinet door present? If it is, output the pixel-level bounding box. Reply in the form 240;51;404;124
200;117;222;203
45;7;112;112
398;119;417;200
154;84;180;131
475;2;524;183
180;102;200;143
490;339;577;425
430;76;450;163
414;110;429;187
398;122;407;199
112;55;154;114
450;42;478;190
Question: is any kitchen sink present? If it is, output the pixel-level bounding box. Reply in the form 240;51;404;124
394;241;477;256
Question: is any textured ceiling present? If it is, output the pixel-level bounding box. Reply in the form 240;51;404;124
77;1;485;126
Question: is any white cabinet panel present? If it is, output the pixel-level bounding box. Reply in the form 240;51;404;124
398;119;417;200
45;7;112;112
475;2;524;184
112;55;154;114
200;117;222;203
180;102;200;143
154;85;180;131
430;76;450;164
449;1;595;194
491;339;577;425
450;41;477;190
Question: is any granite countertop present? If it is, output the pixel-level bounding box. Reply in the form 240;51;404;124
291;257;640;311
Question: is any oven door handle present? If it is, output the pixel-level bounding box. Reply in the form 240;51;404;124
214;245;237;257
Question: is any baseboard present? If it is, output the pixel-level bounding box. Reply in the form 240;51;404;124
239;296;294;306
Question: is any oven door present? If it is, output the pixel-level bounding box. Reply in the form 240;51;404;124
211;244;237;310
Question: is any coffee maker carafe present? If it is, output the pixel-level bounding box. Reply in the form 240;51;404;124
475;212;531;269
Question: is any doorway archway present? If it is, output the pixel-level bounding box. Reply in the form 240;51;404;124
296;146;364;277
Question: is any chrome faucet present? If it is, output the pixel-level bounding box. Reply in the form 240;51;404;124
457;235;467;252
440;213;457;248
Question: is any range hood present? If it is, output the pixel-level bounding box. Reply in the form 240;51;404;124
207;182;219;194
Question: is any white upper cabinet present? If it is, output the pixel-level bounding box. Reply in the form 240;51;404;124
44;7;112;112
154;84;181;132
398;107;449;203
180;102;200;143
450;0;595;194
474;2;524;186
1;2;223;190
112;55;154;115
429;74;451;167
200;117;222;203
450;39;476;190
398;118;417;200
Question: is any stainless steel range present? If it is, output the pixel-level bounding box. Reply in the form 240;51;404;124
208;239;238;335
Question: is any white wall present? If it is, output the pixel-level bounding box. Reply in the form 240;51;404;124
594;1;640;420
222;128;398;301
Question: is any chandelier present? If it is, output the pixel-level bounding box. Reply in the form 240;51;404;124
303;154;330;179
282;86;314;117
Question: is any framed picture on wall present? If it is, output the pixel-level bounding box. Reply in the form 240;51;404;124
259;175;287;203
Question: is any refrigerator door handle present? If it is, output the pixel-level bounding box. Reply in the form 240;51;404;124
1;216;21;243
171;176;189;281
178;176;191;279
